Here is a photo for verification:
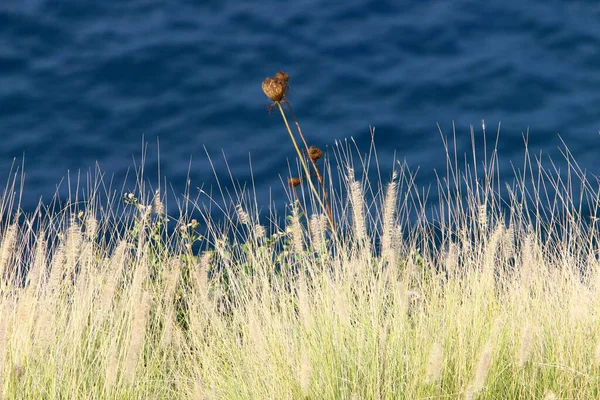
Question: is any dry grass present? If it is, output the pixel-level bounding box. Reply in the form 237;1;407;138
0;78;598;398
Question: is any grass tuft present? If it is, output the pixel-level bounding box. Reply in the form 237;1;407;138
0;74;596;398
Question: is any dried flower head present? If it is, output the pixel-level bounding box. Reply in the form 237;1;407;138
262;77;287;102
274;70;289;83
308;146;323;162
288;177;302;188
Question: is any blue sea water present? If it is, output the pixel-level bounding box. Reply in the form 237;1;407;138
1;0;599;215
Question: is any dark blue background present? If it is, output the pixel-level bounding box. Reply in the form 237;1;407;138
1;1;599;213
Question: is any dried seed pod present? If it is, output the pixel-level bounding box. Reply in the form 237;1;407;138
288;177;302;188
262;77;287;102
308;146;323;161
274;70;289;83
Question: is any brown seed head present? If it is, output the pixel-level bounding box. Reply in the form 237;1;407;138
274;70;289;83
308;146;323;162
262;77;287;102
288;177;302;188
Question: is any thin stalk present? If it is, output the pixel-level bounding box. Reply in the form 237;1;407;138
285;101;335;230
291;186;311;238
276;102;337;238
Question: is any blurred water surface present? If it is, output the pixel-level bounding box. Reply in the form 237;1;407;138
1;0;599;215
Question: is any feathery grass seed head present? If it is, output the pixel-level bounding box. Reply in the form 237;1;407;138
425;342;444;384
85;214;98;240
471;342;493;395
310;214;327;250
123;290;151;385
478;204;487;229
288;206;304;253
153;190;165;216
518;323;533;367
382;175;398;259
348;169;366;244
236;204;250;225
254;224;266;239
299;350;311;396
0;223;18;280
594;338;600;368
542;391;557;400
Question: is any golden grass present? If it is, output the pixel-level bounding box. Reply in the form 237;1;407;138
0;75;597;398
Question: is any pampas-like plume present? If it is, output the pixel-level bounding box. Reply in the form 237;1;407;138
542;390;557;400
47;244;66;295
34;244;65;352
309;214;327;250
335;290;351;328
95;240;129;326
445;243;458;276
381;172;398;262
299;350;311;397
195;252;211;303
123;290;151;385
248;309;266;360
254;224;266;239
14;292;36;366
235;204;250;225
503;225;515;258
0;223;17;282
104;338;119;392
469;342;493;397
425;342;444;384
483;224;504;274
478;204;487;231
66;216;82;262
394;280;408;316
164;258;182;307
193;374;207;400
289;206;304;253
153;189;165;216
518;323;533;367
297;273;313;331
594;337;600;368
348;169;366;245
28;235;47;293
161;259;181;348
0;302;13;388
520;233;537;288
85;214;98;240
